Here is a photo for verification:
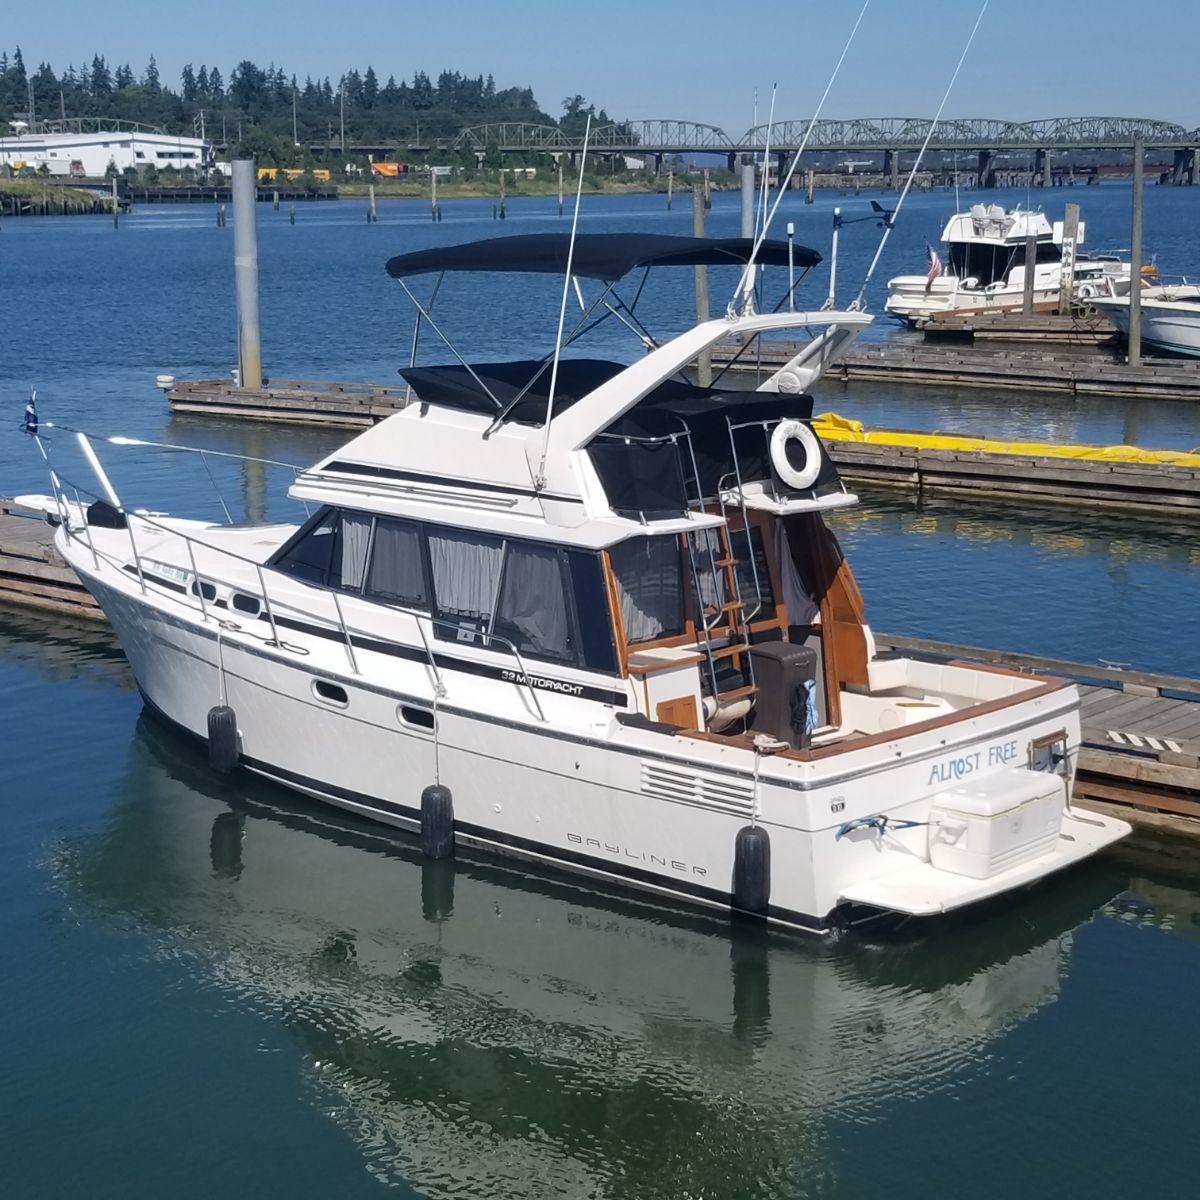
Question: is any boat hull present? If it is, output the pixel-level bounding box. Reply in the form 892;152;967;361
1093;299;1200;358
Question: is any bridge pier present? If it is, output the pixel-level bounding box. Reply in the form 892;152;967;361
1034;148;1048;187
727;152;738;173
776;151;790;187
1171;148;1193;185
882;149;896;189
977;149;995;189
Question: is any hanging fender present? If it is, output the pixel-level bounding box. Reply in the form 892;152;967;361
769;419;823;491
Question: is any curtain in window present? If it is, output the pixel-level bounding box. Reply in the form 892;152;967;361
336;512;372;591
495;543;571;659
367;518;427;606
610;536;684;644
428;529;504;621
776;520;818;624
688;527;726;614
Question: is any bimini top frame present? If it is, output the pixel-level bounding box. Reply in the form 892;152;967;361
386;232;824;421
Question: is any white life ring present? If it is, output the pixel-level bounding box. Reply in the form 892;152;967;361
1077;282;1097;300
770;419;822;491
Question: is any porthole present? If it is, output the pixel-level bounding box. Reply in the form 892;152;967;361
231;592;261;615
312;679;349;706
397;703;435;731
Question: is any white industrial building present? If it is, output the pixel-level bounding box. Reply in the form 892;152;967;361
0;120;212;179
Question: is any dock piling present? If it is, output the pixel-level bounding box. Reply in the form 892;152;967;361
740;162;754;238
110;177;118;229
1129;133;1145;367
805;169;815;204
231;160;263;391
1057;202;1080;314
1022;233;1037;314
368;184;377;223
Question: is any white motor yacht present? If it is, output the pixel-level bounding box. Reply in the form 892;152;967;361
1092;282;1200;357
885;204;1130;326
29;231;1129;934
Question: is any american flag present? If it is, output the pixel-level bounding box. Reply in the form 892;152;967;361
925;242;943;283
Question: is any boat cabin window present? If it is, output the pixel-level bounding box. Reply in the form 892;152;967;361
493;541;574;662
332;511;372;591
365;517;428;607
428;528;505;642
272;508;337;584
271;507;617;673
610;535;686;644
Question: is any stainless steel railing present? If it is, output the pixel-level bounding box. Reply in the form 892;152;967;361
43;453;551;722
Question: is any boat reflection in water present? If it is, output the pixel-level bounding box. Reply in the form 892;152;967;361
62;717;1127;1198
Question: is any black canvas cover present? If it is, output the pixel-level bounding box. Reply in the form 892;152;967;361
401;358;625;418
386;233;820;282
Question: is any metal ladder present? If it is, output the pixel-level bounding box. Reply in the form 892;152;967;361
678;430;758;707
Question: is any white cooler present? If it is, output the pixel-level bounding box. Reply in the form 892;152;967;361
928;767;1066;880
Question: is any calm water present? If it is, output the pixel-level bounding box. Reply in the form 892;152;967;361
2;184;1200;1197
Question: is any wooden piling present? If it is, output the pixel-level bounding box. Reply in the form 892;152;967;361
1056;202;1080;314
111;177;119;228
368;184;377;223
1022;234;1037;314
667;169;672;211
805;168;815;204
1129;133;1145;367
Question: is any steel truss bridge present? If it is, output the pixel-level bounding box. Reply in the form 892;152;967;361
451;116;1200;158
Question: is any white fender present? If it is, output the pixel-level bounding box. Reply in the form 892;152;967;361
769;419;822;490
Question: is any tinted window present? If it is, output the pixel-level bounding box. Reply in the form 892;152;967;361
567;551;618;673
366;517;428;607
493;542;574;663
272;509;336;584
610;536;685;644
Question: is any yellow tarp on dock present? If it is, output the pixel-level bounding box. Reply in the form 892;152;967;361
812;413;1200;468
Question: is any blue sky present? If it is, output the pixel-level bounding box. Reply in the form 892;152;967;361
6;0;1199;133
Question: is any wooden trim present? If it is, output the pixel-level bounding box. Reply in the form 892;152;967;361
681;676;1075;761
656;695;699;730
789;678;1073;761
599;549;629;678
627;651;707;676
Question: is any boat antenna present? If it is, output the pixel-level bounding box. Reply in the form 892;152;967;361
728;0;870;316
534;113;591;489
850;0;989;311
755;83;777;242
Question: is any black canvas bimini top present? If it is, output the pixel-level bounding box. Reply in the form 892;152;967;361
385;233;820;283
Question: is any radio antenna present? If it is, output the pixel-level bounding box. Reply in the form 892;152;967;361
850;0;989;311
535;113;591;488
728;0;870;315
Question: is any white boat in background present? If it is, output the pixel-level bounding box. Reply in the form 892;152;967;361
1092;283;1200;357
885;204;1131;326
28;231;1129;935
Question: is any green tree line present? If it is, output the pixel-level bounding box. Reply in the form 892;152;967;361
0;47;625;168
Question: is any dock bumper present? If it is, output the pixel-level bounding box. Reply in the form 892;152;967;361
838;808;1131;917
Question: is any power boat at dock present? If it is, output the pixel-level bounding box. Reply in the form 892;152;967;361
28;231;1129;934
1092;282;1200;357
885;204;1131;326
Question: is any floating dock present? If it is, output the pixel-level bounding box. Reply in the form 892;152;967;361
2;501;1197;836
0;502;101;618
921;310;1118;345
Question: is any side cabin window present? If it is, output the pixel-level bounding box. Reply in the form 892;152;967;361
270;508;616;673
610;535;685;644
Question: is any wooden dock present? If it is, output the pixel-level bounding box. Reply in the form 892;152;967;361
167;378;410;426
921;310;1119;346
2;502;1197;837
0;503;101;618
827;439;1200;517
833;343;1200;399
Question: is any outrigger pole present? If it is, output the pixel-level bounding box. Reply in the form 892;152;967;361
849;0;989;311
728;0;870;317
534;113;592;488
